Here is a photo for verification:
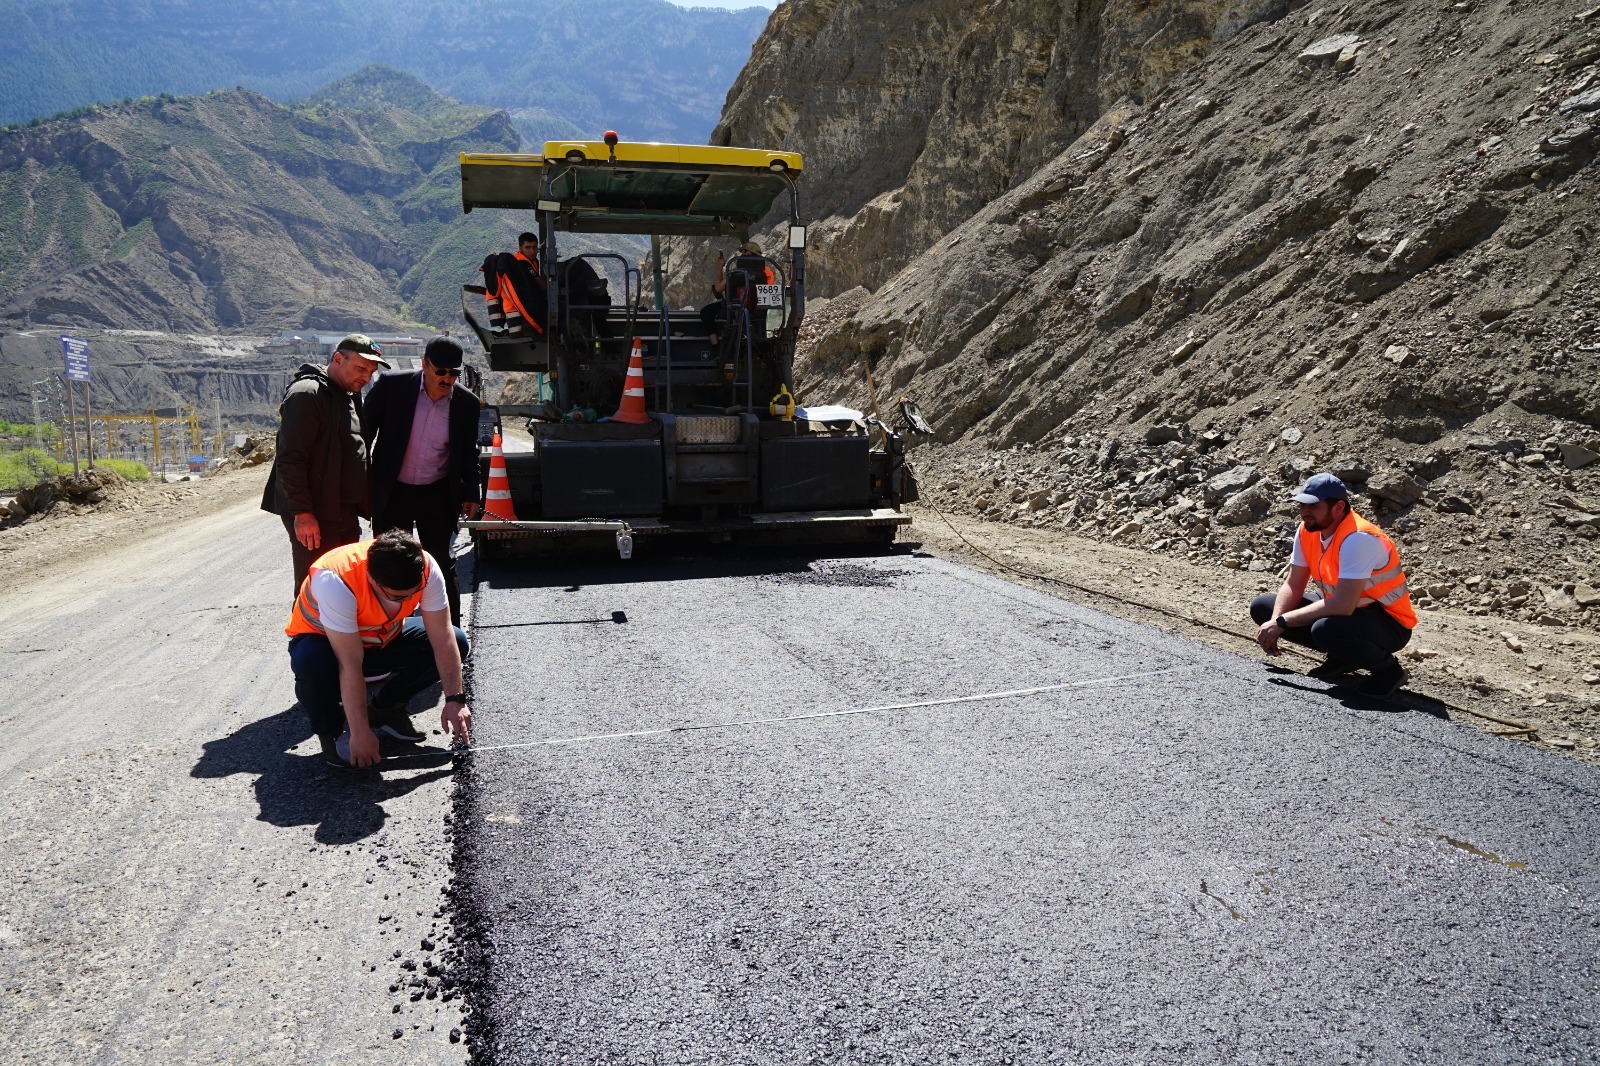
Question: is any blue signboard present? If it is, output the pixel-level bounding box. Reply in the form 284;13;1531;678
61;335;91;382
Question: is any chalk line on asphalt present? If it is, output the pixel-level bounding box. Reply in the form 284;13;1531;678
388;664;1201;760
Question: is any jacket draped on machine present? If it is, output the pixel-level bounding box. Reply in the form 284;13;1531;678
481;252;544;336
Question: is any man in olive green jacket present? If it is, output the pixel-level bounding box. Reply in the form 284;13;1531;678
261;335;391;596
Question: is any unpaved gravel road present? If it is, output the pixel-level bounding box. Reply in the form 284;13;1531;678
0;468;468;1064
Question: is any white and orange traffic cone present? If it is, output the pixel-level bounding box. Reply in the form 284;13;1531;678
482;433;517;521
610;338;651;424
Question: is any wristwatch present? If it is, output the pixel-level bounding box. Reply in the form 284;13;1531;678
1275;615;1290;631
444;693;468;705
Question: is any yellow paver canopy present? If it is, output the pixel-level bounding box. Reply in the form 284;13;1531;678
461;141;802;236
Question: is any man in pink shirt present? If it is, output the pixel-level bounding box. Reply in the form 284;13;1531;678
361;338;483;624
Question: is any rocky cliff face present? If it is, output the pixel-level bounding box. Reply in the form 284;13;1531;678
707;0;1289;296
0;70;523;333
726;0;1600;631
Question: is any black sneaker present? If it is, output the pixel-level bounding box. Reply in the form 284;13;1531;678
371;707;427;743
320;732;355;768
1308;659;1356;680
1360;660;1408;698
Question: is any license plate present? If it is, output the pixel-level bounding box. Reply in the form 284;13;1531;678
755;284;783;308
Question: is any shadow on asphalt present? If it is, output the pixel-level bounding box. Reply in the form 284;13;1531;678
479;541;925;592
1266;674;1452;719
191;705;454;845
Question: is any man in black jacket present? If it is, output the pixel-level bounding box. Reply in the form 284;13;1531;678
361;337;482;624
261;334;390;597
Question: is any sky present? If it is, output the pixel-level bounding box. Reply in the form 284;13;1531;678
670;1;780;8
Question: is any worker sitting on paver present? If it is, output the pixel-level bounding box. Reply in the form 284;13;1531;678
1249;472;1417;697
481;233;547;336
287;529;472;768
699;241;774;348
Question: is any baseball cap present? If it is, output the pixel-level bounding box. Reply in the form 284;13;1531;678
336;333;391;369
424;337;464;370
1291;472;1349;505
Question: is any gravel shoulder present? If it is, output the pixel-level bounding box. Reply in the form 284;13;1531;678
0;467;469;1064
0;466;271;590
902;505;1600;765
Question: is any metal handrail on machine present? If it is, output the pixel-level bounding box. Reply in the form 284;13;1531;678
658;303;673;414
721;257;790;412
562;251;633;338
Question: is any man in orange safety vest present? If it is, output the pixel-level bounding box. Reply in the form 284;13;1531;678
1250;473;1417;697
287;529;472;767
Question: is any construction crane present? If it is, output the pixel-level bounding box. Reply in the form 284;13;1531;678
70;409;205;470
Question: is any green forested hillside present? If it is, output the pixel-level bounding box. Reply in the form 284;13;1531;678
0;0;768;143
0;67;639;332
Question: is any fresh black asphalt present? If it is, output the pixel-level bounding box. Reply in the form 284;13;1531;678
454;547;1600;1064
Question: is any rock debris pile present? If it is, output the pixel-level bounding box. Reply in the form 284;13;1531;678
914;410;1600;632
209;435;274;475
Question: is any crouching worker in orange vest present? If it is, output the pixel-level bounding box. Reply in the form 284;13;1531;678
1250;473;1417;697
287;529;472;768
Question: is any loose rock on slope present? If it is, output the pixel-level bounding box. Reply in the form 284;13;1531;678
763;0;1599;647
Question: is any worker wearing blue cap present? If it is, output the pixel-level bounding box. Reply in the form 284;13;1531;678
1249;472;1418;696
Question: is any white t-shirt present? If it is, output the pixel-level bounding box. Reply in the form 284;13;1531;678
1290;529;1389;579
310;550;449;633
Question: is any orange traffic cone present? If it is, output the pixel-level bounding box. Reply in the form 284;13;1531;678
610;338;651;424
482;433;517;521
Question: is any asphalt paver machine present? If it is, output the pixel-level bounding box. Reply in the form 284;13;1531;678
458;134;915;557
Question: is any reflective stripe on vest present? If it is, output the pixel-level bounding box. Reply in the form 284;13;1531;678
1298;510;1418;629
285;541;433;647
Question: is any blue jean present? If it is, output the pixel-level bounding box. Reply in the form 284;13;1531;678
1249;593;1411;671
288;617;470;739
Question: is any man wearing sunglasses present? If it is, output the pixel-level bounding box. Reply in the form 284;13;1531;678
287;529;471;768
362;337;483;625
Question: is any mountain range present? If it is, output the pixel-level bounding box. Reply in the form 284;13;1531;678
0;66;639;333
0;0;769;145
